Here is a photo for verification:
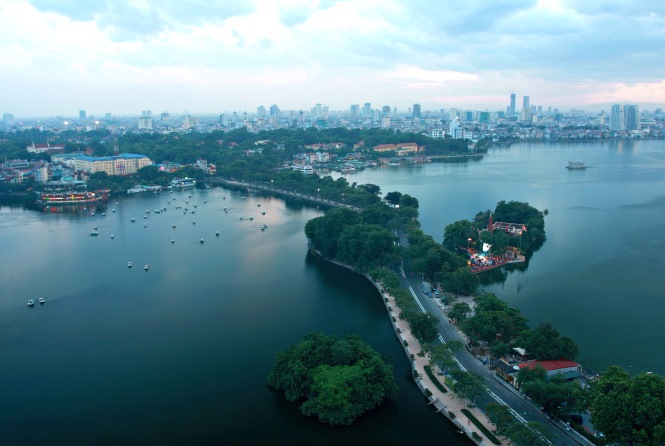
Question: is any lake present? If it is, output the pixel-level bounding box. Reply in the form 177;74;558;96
0;187;470;445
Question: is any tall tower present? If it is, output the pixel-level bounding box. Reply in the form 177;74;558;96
412;103;421;118
510;93;516;115
79;109;87;120
521;96;530;121
624;105;640;131
610;104;625;131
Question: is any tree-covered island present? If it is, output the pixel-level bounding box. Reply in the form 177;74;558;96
267;332;399;426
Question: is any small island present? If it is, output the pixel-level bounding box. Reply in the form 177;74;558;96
267;332;399;426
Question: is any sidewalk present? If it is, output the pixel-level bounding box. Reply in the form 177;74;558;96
375;279;508;446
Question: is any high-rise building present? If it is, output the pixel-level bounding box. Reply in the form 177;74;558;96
610;104;625;131
219;114;228;126
350;104;360;118
521;96;531;121
381;116;391;128
412;103;421;118
449;117;464;139
79;109;87;120
3;113;14;125
160;112;170;122
382;105;391;116
269;104;280;117
624;104;640;131
363;102;371;118
257;106;266;118
510;93;516;115
138;110;153;130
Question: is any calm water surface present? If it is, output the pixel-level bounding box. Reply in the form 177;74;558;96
341;139;665;376
0;188;469;445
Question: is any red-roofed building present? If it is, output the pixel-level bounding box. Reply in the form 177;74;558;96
518;360;581;380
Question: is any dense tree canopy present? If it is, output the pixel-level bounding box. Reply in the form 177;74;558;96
589;366;665;445
267;332;399;426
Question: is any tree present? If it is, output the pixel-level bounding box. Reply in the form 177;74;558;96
268;332;399;426
384;191;402;206
356;183;381;196
443;219;475;251
486;402;516;434
448;302;472;323
589;366;665;446
506;421;552;446
516;322;579;360
424;340;463;374
407;312;439;344
450;369;485;405
399;193;419;209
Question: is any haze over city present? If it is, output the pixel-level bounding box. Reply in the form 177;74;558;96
2;0;665;117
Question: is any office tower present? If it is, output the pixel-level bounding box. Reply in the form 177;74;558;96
382;105;391;116
381;116;391;128
373;109;381;122
79;109;87;120
138;110;153;130
350;104;360;118
232;112;238;124
521;96;530;121
269;104;280;117
624;104;640;131
510;93;516;115
160;112;170;122
3;113;14;125
314;103;323;118
219;114;228;126
363;102;371;118
412;103;421;118
257;106;266;118
323;106;329;119
449;116;464;139
610;104;625;131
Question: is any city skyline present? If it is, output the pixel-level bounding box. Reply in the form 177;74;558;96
1;0;665;117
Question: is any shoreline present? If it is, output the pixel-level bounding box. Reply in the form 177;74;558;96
308;247;504;446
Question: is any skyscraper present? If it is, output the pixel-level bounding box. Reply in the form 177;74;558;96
412;103;421;118
521;96;530;121
269;104;280;117
624;104;640;131
350;104;360;118
363;102;371;118
510;93;516;115
610;104;625;131
257;105;266;118
79;109;87;120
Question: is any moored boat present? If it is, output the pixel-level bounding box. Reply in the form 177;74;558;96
566;161;587;170
27;299;35;307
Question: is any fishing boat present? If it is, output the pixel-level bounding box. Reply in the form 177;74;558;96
566;161;587;170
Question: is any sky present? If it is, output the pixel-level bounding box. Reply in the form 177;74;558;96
1;0;665;117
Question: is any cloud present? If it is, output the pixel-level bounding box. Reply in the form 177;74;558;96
0;0;664;115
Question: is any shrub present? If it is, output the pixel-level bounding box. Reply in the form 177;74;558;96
425;388;432;397
461;409;501;445
424;365;448;393
449;411;456;419
472;432;482;441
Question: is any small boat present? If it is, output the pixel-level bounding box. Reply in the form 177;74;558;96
112;209;116;213
200;238;204;244
90;231;99;236
102;212;106;216
94;226;98;230
91;212;95;216
27;300;35;307
566;161;587;170
223;207;227;211
128;262;132;268
144;223;147;227
192;221;196;225
261;211;265;215
39;297;45;304
261;224;267;231
193;204;198;208
204;201;207;204
144;265;150;270
131;218;136;222
171;238;175;243
111;234;115;239
144;215;148;219
223;197;226;200
257;204;261;207
215;231;220;236
249;217;254;221
172;224;176;228
242;197;246;200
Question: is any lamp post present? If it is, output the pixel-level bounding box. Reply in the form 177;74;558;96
467;238;472;252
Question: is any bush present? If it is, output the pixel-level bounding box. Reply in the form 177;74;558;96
472;432;482;441
424;365;448;393
449;411;456;419
425;388;432;397
403;340;408;347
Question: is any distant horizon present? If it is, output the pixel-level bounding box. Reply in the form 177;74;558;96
6;100;665;121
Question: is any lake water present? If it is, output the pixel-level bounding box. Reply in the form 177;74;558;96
0;188;470;445
339;139;665;376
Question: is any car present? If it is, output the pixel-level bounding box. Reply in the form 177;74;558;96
434;290;440;297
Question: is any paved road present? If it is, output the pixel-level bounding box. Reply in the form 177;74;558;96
394;229;585;446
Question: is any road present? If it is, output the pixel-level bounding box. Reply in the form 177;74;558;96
394;229;586;446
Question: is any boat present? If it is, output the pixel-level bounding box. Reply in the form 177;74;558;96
171;238;175;243
90;231;99;236
169;178;196;189
172;224;176;228
127;186;144;194
131;217;136;222
200;238;204;244
192;220;196;225
566;161;587;170
261;224;267;231
110;234;114;239
35;185;110;206
39;297;45;304
261;211;265;215
144;223;147;227
249;217;254;221
292;164;315;175
27;300;35;307
144;265;150;270
128;262;132;268
101;212;106;216
215;231;220;236
112;209;116;213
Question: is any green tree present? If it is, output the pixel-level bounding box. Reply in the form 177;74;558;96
450;369;485;405
589;366;665;446
384;191;402;206
424;340;463;374
516;322;579;360
407;312;439;344
506;421;552;446
486;402;516;434
448;302;472;323
267;332;399;426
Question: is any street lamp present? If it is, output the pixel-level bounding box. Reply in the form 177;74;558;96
467;238;472;252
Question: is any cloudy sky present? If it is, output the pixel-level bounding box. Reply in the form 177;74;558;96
1;0;664;117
